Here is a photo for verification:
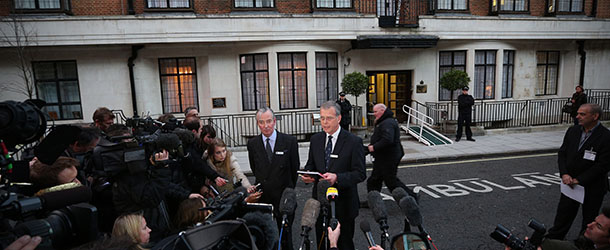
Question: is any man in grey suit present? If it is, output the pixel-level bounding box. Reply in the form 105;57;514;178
301;101;366;250
247;107;300;249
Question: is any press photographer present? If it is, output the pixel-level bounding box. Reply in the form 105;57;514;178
498;207;610;250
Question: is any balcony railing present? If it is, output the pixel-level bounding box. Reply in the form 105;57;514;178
356;0;429;28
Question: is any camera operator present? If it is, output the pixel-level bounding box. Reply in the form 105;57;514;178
92;107;115;133
506;207;610;250
182;116;227;194
29;156;81;191
62;126;101;185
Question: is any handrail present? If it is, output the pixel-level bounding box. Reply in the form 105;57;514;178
403;105;434;125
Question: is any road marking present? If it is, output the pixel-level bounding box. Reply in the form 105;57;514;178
512;172;540;176
396;153;556;169
448;178;480;182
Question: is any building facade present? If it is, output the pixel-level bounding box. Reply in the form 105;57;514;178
0;0;609;126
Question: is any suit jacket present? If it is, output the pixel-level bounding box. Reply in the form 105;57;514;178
247;131;299;212
305;129;366;219
558;123;610;196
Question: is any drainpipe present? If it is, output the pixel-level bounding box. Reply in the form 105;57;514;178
128;45;144;117
577;40;586;87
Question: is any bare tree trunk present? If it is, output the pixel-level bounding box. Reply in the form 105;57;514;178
1;16;38;99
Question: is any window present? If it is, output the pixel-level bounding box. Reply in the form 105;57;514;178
234;0;274;8
502;50;514;98
14;0;70;12
159;58;198;113
240;54;270;111
536;51;559;96
316;0;352;8
439;51;467;101
474;50;496;100
437;0;468;10
315;53;339;107
33;61;82;120
147;0;190;8
278;53;308;110
547;0;583;14
491;0;528;12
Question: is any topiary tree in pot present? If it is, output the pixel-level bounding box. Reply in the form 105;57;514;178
439;69;471;108
341;72;369;127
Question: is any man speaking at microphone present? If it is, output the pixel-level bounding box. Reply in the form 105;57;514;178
248;107;300;250
301;101;366;250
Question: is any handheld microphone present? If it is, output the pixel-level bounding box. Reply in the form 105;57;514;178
279;188;297;227
360;220;376;248
316;181;330;207
326;187;339;230
298;199;320;250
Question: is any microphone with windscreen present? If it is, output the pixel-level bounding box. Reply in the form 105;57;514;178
367;191;390;248
298;198;320;250
360;220;377;248
278;188;296;248
398;194;436;249
391;187;409;204
326;187;339;230
279;188;297;227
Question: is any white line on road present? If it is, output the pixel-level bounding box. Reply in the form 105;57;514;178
512;172;540;176
395;153;557;169
448;178;481;182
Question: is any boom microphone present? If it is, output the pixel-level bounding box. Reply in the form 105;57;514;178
326;187;339;230
298;199;320;250
360;220;376;248
391;187;409;204
367;191;389;247
399;196;422;227
243;211;279;250
279;188;297;227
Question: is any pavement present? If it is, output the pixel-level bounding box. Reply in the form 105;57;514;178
229;122;604;175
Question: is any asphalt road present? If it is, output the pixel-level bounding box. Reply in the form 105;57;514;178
280;153;610;250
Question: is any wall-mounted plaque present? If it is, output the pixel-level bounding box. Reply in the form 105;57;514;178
416;84;427;94
212;98;226;108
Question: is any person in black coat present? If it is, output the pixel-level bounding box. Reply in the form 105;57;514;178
336;92;352;131
456;86;475;142
301;101;366;250
547;103;610;240
570;85;588;125
366;104;417;198
247;107;300;250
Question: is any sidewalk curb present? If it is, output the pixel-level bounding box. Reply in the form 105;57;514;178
394;148;559;167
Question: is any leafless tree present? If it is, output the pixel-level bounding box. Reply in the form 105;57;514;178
0;16;38;99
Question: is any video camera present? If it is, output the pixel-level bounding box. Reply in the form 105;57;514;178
0;100;99;250
490;218;546;250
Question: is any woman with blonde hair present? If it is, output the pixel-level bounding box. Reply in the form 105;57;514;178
112;213;152;248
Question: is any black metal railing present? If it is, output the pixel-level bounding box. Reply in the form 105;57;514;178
356;0;427;27
585;89;610;120
423;93;610;129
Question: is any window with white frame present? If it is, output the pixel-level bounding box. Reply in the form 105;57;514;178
437;0;467;10
14;0;64;10
316;0;352;8
502;50;514;98
33;61;82;120
315;52;339;107
159;58;199;113
439;51;467;101
240;54;270;111
147;0;190;8
536;51;559;96
474;50;496;100
234;0;274;8
278;53;308;110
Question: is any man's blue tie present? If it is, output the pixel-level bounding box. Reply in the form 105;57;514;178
325;135;333;170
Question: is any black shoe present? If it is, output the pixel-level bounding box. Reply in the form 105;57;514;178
467;138;476;142
455;137;461;142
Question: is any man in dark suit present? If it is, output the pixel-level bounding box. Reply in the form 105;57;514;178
301;101;366;250
547;103;610;240
456;86;475;142
247;107;300;250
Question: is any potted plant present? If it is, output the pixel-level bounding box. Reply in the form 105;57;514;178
341;71;369;137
